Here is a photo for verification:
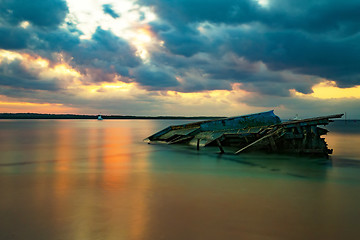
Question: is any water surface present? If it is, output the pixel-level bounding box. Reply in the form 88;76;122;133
1;119;360;240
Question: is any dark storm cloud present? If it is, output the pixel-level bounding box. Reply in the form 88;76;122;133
148;21;171;33
150;49;317;96
0;28;140;99
34;28;81;52
3;26;139;81
148;21;207;57
148;51;235;91
0;0;140;85
0;26;30;49
140;0;360;35
0;25;81;55
0;59;61;91
70;27;141;79
223;27;360;86
132;65;179;90
102;4;120;19
1;26;139;82
264;0;360;35
0;0;68;28
0;0;359;109
151;51;209;69
177;77;232;93
158;27;213;57
137;0;260;26
139;0;360;90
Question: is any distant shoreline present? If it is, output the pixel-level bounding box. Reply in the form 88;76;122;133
0;113;357;121
0;113;225;120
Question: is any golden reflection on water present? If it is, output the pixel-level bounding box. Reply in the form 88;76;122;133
1;120;360;240
327;132;360;161
54;127;73;172
46;121;152;240
0;120;156;240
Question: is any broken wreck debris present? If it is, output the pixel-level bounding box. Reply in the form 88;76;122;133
144;110;343;156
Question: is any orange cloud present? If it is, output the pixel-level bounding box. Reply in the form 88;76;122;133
0;101;78;114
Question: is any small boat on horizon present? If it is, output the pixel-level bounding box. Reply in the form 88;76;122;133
97;115;103;120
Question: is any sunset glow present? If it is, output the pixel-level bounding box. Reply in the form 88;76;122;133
294;81;360;99
0;0;359;118
132;27;154;60
0;100;77;113
84;82;138;94
2;2;360;240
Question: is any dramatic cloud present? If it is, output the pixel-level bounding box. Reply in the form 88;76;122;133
140;0;360;88
137;0;260;26
0;0;68;28
139;0;360;34
102;4;120;19
0;26;30;49
221;27;360;88
70;27;141;78
0;0;359;117
0;58;62;91
132;65;179;90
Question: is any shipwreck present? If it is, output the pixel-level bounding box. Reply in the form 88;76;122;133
144;110;343;156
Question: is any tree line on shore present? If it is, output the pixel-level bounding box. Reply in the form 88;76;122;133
0;113;223;120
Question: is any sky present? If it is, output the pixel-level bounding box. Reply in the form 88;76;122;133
0;0;360;118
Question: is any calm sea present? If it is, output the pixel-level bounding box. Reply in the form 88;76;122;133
1;119;360;240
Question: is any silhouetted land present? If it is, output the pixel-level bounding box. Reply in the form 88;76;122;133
0;113;225;120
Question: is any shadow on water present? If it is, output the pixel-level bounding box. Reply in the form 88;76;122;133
330;157;360;168
216;152;329;179
326;120;360;134
0;160;57;167
148;143;338;180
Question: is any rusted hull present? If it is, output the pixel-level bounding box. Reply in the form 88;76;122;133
145;111;343;156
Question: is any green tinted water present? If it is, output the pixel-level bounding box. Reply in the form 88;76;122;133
0;120;359;240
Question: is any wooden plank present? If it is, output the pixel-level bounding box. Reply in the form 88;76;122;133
235;129;283;154
269;136;277;152
284;132;303;139
280;114;343;127
216;139;225;154
167;135;182;144
168;136;193;144
296;125;302;134
302;131;308;150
